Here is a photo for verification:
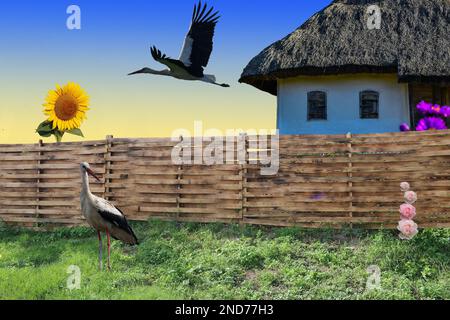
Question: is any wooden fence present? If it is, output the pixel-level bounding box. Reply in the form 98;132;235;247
1;131;450;229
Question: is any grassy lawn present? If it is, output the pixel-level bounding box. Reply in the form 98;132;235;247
0;220;449;300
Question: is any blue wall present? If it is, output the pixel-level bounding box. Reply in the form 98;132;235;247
277;74;410;135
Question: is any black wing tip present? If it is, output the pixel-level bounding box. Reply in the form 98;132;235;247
123;224;139;246
192;1;220;24
129;226;139;245
150;45;168;60
150;46;157;59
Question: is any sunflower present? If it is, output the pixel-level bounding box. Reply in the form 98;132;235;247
43;82;89;131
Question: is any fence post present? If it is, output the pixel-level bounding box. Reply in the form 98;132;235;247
346;133;353;228
239;133;248;225
35;139;43;229
176;135;184;222
104;135;113;201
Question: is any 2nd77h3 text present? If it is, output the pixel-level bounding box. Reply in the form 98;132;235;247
175;304;275;318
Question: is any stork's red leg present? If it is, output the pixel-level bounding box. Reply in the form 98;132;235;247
97;231;103;271
106;228;111;270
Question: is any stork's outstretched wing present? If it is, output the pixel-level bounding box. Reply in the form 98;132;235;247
151;46;189;75
178;2;220;76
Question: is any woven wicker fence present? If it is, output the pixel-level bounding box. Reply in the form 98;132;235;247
1;131;449;229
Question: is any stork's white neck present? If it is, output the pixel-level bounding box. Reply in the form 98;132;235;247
81;170;91;196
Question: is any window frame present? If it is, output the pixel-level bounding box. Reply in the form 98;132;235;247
360;90;380;119
307;91;328;121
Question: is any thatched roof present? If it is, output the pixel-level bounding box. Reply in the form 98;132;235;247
239;0;450;95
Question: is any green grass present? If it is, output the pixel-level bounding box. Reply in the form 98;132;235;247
0;220;449;300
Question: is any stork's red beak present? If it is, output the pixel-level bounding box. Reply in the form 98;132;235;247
86;168;101;182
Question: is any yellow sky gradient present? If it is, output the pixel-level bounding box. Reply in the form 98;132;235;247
0;78;276;144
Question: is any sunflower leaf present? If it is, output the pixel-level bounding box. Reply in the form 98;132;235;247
66;128;84;138
36;121;55;138
37;131;53;138
40;131;53;137
36;121;53;134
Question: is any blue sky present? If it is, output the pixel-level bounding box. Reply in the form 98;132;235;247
0;0;332;142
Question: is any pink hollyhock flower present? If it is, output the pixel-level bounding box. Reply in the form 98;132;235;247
404;191;417;204
397;220;419;240
400;182;410;192
399;204;416;220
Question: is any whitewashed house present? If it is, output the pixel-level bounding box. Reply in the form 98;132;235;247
239;0;450;134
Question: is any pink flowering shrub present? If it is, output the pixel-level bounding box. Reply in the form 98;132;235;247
404;191;417;204
399;204;416;220
397;220;419;240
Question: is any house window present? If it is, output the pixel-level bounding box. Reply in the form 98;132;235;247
308;91;327;120
360;90;379;119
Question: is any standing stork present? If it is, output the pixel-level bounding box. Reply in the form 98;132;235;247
128;1;230;88
80;162;138;270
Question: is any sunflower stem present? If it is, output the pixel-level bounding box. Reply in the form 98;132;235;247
54;131;64;143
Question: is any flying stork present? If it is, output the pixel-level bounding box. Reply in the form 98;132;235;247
80;162;138;271
128;1;230;88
